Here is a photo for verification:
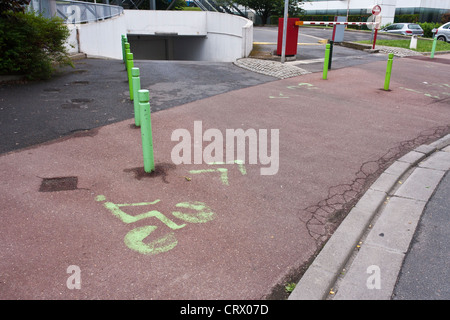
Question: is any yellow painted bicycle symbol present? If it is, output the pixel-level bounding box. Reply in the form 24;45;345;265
96;195;215;255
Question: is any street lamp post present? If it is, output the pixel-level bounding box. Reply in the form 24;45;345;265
346;0;350;27
281;0;289;63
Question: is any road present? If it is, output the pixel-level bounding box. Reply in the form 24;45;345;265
1;53;449;300
0;60;276;154
253;26;402;72
393;170;450;300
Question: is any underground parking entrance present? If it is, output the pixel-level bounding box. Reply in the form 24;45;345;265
126;34;207;60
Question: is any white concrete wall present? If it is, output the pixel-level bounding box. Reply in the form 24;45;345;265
65;25;79;55
203;12;253;61
77;13;127;59
125;10;207;36
301;0;450;25
397;0;450;9
301;0;396;25
72;10;253;62
301;0;450;11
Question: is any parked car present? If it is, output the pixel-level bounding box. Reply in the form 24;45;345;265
381;23;424;36
432;22;450;42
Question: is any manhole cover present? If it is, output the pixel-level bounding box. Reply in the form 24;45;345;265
69;98;93;103
43;88;60;93
70;81;90;85
61;98;93;109
39;176;78;192
72;69;88;74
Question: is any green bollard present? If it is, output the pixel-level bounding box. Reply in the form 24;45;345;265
131;67;141;127
121;35;127;63
323;44;330;80
124;43;130;69
126;52;134;100
139;90;155;173
328;40;334;70
430;35;438;59
384;53;394;91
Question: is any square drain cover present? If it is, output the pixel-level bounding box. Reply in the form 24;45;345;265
39;176;78;192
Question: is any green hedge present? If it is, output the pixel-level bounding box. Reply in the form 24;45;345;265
0;11;72;80
418;22;441;38
394;14;419;23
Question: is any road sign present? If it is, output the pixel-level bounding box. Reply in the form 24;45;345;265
372;5;382;16
366;14;382;30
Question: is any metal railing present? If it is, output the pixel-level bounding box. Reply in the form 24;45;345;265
192;0;247;17
56;0;124;24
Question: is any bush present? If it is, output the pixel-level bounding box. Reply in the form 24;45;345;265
419;22;441;38
0;11;72;80
394;14;419;23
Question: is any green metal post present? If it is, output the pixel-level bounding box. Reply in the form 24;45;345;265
132;67;141;127
139;90;155;173
430;35;438;59
384;53;394;91
121;35;127;63
126;52;134;101
124;42;130;69
323;44;330;80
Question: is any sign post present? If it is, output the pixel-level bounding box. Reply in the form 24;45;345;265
372;5;381;16
371;5;382;50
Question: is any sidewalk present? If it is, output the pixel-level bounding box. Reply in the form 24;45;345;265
289;135;450;300
0;53;449;300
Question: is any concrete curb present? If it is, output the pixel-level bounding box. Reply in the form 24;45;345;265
69;52;87;61
289;133;450;300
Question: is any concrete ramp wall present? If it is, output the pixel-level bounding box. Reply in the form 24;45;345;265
71;10;253;62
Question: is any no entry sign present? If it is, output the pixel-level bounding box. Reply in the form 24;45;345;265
372;5;382;16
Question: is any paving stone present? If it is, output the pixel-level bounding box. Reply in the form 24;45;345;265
384;161;411;176
397;151;426;165
414;144;437;155
375;45;423;57
333;245;405;300
395;167;445;201
418;151;450;171
234;58;310;79
369;172;400;193
365;196;426;253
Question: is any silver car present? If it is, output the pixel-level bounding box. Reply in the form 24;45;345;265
433;22;450;42
381;23;424;36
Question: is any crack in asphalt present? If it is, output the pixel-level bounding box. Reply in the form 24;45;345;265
299;125;450;246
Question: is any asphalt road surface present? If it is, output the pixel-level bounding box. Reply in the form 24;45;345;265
253;26;401;72
1;49;449;301
0;60;276;155
393;171;450;300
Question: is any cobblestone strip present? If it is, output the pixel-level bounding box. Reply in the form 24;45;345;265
234;58;311;79
375;45;423;57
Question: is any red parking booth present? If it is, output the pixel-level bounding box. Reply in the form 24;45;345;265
277;18;300;56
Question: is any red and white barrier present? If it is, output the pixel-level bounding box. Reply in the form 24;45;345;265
295;19;382;49
295;21;377;26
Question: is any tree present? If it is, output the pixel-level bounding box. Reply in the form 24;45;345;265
235;0;304;25
0;9;72;79
0;0;31;16
272;0;304;18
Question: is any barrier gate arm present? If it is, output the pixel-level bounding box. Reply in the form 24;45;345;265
295;20;382;49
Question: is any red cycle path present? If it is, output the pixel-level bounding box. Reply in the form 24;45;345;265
1;55;449;299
